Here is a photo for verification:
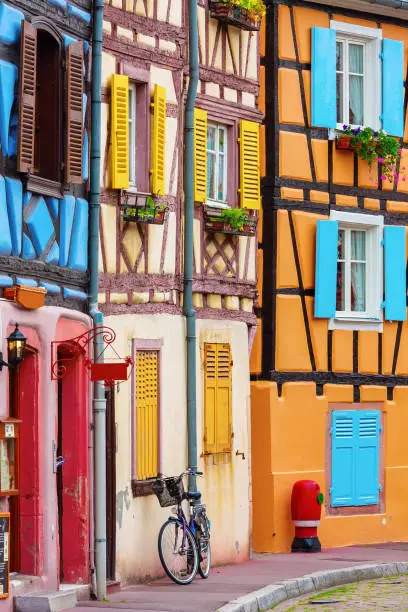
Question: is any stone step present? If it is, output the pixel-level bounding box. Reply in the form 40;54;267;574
15;589;78;612
11;575;44;597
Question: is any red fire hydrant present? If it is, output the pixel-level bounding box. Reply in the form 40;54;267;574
291;480;324;553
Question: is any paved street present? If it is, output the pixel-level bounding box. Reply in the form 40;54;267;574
71;543;408;612
274;574;408;611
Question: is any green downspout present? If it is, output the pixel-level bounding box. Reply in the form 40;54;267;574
89;0;106;600
184;0;199;493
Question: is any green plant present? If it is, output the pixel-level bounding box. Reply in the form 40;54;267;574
221;207;249;231
339;125;405;183
219;0;266;20
137;197;166;219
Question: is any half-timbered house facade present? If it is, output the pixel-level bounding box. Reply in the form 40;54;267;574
251;0;408;552
0;0;92;606
100;0;261;582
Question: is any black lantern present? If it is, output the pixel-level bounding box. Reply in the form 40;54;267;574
0;324;27;371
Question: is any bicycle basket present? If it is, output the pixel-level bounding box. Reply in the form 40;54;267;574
151;477;185;507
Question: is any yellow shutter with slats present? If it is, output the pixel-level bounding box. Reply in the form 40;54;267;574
204;343;232;454
239;120;260;210
151;84;166;195
194;108;207;203
136;350;159;480
111;74;129;189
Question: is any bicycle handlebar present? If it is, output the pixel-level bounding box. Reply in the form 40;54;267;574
178;468;203;480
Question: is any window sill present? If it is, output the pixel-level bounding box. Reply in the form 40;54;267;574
329;318;383;332
26;175;63;199
131;478;156;498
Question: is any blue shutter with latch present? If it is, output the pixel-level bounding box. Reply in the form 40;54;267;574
315;220;338;318
331;411;355;507
311;27;336;129
383;225;407;321
355;411;380;506
382;39;404;137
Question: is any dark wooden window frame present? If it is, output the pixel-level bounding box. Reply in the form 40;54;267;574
27;19;64;198
119;63;151;194
326;402;385;516
130;338;163;498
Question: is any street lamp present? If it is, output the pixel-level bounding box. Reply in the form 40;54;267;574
0;324;27;371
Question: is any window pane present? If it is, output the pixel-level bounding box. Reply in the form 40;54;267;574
336;73;343;124
349;44;363;74
207;126;216;151
207;151;216;199
338;229;345;260
350;230;365;261
349;75;364;125
351;262;366;312
218;154;224;200
336;262;346;311
336;41;343;71
219;128;225;153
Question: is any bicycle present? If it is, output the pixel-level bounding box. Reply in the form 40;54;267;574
151;468;211;585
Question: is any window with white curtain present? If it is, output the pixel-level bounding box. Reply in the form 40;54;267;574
331;21;381;130
331;210;383;330
206;123;227;204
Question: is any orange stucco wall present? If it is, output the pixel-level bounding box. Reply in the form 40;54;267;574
251;381;408;552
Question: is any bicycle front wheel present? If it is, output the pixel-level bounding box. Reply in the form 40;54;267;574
158;519;199;585
197;532;211;579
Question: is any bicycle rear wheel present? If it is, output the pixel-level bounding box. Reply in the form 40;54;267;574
158;519;198;585
197;532;211;579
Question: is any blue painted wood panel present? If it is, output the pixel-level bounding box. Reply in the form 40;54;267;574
315;220;338;318
384;225;406;321
382;39;404;137
311;27;336;128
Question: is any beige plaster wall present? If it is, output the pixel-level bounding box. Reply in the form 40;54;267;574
108;313;251;583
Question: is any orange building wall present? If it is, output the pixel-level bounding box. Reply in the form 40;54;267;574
252;3;408;552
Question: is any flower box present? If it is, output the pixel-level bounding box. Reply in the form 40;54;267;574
120;192;167;225
203;205;257;236
335;135;358;151
209;0;261;31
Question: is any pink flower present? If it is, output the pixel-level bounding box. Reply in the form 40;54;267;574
398;148;403;153
403;167;406;171
378;157;384;163
403;177;406;182
394;172;398;178
380;175;387;180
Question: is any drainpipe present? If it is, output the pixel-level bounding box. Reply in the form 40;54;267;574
184;0;199;493
89;0;106;600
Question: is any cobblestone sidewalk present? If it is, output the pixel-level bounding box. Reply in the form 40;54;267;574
274;574;408;611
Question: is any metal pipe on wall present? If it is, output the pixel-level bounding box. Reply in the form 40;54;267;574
89;0;106;600
184;0;199;493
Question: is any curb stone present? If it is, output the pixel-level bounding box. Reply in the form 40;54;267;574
216;561;408;612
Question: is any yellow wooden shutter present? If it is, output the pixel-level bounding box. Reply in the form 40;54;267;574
239;120;260;210
136;351;159;480
204;343;232;454
215;344;232;453
111;74;129;189
194;108;207;203
204;344;217;454
151;84;166;195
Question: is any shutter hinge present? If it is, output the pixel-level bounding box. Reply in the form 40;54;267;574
379;52;384;60
379;425;383;432
381;300;386;309
380;239;384;246
379;114;383;121
378;484;383;491
329;427;333;435
329;487;333;494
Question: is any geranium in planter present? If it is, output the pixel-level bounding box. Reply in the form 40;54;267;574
210;0;265;31
204;205;257;236
337;125;405;183
122;196;167;224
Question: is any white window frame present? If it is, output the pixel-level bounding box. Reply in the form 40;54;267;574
329;210;383;332
331;21;382;132
206;122;228;207
128;82;137;189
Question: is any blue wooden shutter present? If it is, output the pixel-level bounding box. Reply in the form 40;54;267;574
315;220;338;318
382;39;404;137
331;411;355;507
311;27;336;128
355;411;380;506
383;225;407;321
